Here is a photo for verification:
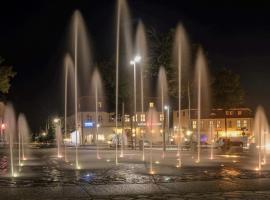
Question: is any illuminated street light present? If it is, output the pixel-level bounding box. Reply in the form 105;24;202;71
53;118;60;123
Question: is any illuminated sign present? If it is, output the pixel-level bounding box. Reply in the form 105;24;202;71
84;121;94;128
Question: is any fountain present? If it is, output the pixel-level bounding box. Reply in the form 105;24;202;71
157;67;169;158
69;10;92;169
18;114;30;167
115;0;133;165
64;54;75;162
146;105;159;174
194;48;210;163
54;118;62;158
173;24;190;167
91;68;104;160
4;103;17;177
135;20;148;161
253;106;269;170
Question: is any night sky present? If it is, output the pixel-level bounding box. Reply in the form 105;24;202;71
0;0;270;132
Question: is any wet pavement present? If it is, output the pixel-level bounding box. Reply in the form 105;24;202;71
1;147;270;199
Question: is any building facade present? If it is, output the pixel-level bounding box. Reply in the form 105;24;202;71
173;108;253;144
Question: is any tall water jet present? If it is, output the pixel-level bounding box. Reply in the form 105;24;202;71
69;10;92;169
4;103;17;177
146;105;159;174
91;68;104;160
135;21;148;161
254;106;269;170
157;67;168;158
115;0;133;164
173;24;190;167
194;48;210;163
18;114;30;167
55;121;62;158
64;54;75;162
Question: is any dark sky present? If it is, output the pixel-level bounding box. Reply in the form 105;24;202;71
0;0;270;132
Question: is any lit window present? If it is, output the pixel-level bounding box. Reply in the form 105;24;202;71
243;120;247;128
226;111;230;116
192;121;197;129
125;115;130;122
140;114;145;122
209;121;213;127
238;111;242;116
135;114;138;122
217;120;221;128
149;102;154;108
230;111;234;115
201;121;204;129
98;102;102;109
160;114;164;122
237;120;241;128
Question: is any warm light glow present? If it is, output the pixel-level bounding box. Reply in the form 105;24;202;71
76;165;81;170
42;132;47;137
53;118;60;123
97;123;100;128
186;130;192;136
13;173;18;177
106;159;110;162
155;161;160;164
255;167;260;171
164;105;169;110
1;123;5;129
149;170;155;174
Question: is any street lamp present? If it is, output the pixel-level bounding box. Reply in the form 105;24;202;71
130;55;141;149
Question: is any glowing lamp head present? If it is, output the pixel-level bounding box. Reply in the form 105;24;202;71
130;60;135;65
134;55;141;62
54;118;60;123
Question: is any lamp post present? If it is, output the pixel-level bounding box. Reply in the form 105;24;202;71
130;55;141;149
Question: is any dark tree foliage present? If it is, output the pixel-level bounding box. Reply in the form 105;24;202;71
212;68;245;108
0;57;16;94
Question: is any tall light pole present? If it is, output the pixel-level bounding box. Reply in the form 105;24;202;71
130;55;141;149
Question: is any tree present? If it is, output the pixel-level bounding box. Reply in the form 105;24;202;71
212;68;245;108
0;57;16;94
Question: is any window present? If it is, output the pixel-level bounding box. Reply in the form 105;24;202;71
209;121;213;127
160;114;164;122
237;120;241;128
192;121;197;129
201;121;204;129
226;111;230;116
125;115;130;122
243;120;247;128
183;111;185;116
176;111;179;117
238;111;242;116
135;114;138;122
149;102;154;108
98;115;102;122
217;120;221;128
98;102;102;109
140;114;145;122
230;111;234;115
228;120;232;128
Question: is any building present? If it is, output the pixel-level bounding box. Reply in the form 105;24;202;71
173;108;253;144
66;97;168;145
